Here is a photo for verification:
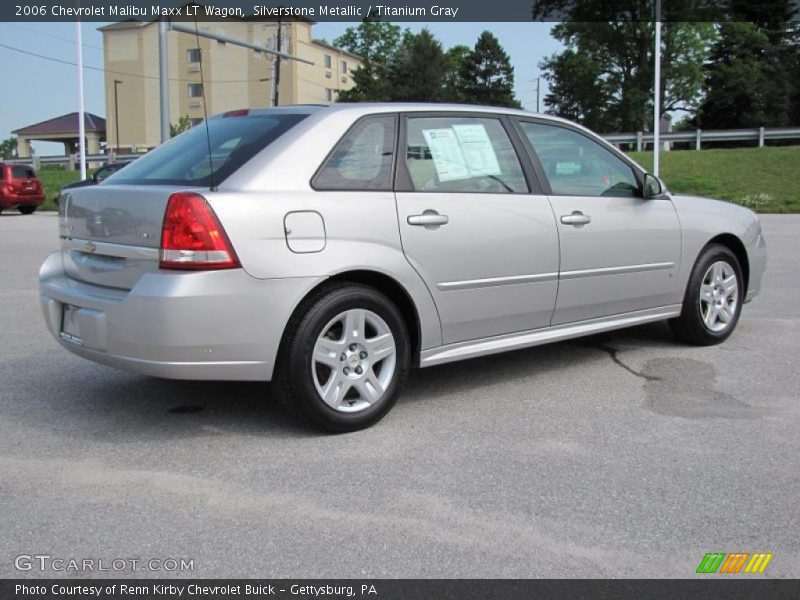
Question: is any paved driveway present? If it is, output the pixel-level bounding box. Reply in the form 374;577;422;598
1;213;798;578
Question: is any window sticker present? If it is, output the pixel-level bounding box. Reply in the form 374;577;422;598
421;123;502;182
451;124;502;178
422;128;470;182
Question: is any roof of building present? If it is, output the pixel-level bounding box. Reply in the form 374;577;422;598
13;112;106;136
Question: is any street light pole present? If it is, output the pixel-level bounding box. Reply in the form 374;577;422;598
653;0;662;176
76;19;86;180
113;79;122;158
536;76;541;113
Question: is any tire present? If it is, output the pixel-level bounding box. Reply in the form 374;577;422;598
669;244;744;346
274;283;411;433
18;205;36;215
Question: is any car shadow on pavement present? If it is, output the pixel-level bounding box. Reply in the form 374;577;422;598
3;322;681;439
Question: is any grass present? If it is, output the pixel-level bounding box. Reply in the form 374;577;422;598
628;145;800;213
32;145;800;213
36;166;95;211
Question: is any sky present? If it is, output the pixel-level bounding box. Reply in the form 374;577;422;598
0;21;562;155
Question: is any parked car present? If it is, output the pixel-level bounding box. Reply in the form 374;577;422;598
55;161;133;207
0;163;45;214
39;104;767;432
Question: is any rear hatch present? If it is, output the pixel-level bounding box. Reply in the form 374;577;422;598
58;110;311;290
10;165;42;196
59;185;181;290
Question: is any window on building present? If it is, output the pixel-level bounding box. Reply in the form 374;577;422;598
324;54;332;69
187;48;201;63
341;60;348;74
325;88;334;102
188;83;204;98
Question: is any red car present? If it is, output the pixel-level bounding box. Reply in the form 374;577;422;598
0;163;45;214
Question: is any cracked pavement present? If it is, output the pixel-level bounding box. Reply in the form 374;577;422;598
1;213;798;578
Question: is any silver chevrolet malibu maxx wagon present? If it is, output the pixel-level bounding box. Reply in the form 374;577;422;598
40;104;767;431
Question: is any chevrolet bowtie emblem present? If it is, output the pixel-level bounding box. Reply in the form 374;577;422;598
84;241;97;254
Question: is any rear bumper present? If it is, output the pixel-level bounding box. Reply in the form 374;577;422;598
0;191;45;208
39;251;324;381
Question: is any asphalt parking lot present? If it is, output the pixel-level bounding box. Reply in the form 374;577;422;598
1;212;798;578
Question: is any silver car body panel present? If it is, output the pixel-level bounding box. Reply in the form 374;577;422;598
40;103;766;382
548;194;682;325
420;304;682;367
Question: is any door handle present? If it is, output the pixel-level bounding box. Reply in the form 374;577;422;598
560;211;591;226
408;210;449;228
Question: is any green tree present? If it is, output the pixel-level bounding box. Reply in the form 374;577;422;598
334;17;403;102
386;29;449;102
0;137;18;159
698;3;800;129
696;23;772;128
170;115;191;138
458;31;521;108
443;44;471;102
539;49;610;131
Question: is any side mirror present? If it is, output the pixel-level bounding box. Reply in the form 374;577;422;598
643;173;665;198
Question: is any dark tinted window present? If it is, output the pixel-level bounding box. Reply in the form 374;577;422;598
108;113;308;186
405;116;527;193
313;116;396;191
519;121;639;197
11;166;36;179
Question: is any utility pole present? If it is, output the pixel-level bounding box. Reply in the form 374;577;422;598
273;19;282;107
113;79;122;157
536;76;541;113
76;19;86;179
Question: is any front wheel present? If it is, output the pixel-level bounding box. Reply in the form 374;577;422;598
669;244;744;346
18;205;37;215
274;284;411;432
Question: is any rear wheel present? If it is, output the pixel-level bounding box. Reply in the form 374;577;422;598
274;284;410;432
669;244;743;345
18;206;36;215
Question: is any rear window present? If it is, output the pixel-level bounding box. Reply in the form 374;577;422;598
107;113;308;186
11;166;36;179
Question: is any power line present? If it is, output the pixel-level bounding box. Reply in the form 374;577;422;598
0;41;269;85
4;23;104;53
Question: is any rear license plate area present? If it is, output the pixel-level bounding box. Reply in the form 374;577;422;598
60;304;83;345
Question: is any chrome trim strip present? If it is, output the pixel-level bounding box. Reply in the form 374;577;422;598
559;261;675;280
420;305;682;367
61;237;159;261
438;272;559;291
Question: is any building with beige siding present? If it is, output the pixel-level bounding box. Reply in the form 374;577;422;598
100;18;362;151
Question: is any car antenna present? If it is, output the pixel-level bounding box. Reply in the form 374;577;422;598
193;14;217;192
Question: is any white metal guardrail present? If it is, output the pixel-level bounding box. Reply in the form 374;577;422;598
605;126;800;151
4;127;800;170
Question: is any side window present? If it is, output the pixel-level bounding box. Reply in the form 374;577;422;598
313;115;396;191
519;121;639;197
405;116;527;193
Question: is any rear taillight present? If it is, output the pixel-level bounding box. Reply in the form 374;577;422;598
159;192;240;270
